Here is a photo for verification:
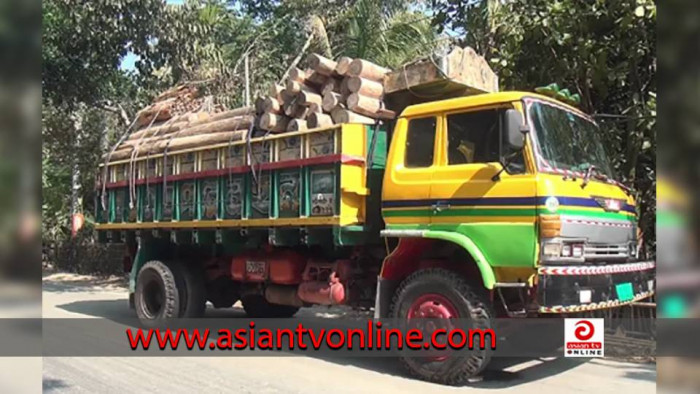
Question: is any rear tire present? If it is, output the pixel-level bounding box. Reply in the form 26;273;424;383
390;268;495;386
241;294;299;318
174;261;207;318
135;260;180;327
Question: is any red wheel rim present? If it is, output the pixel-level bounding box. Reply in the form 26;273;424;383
407;293;459;361
407;294;459;319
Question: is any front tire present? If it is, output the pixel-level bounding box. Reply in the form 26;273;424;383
390;268;494;385
135;260;180;327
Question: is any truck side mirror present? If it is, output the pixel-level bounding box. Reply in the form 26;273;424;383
503;109;528;150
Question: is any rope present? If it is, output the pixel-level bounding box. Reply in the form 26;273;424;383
100;115;140;210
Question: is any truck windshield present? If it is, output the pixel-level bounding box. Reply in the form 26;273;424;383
528;101;614;179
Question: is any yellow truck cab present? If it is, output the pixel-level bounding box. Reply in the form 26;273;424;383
378;91;653;317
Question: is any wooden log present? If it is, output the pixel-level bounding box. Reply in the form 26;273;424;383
283;100;297;117
322;92;344;112
280;89;297;105
340;77;351;97
294;104;310;119
330;108;376;125
286;80;316;94
109;130;247;161
289;67;307;83
346;93;396;119
263;97;282;114
307;112;333;128
346;93;382;113
125;109;254;142
335;56;353;76
347;59;389;82
254;97;266;114
308;53;337;76
268;84;284;100
119;116;255;148
321;78;342;96
306;71;328;87
347;76;383;98
260;112;289;133
308;102;322;114
287;119;308;132
299;90;323;107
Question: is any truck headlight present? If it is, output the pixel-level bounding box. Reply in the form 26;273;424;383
561;244;571;257
543;242;562;257
572;244;584;258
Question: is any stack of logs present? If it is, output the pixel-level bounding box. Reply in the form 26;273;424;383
256;53;395;133
106;54;396;162
106;107;255;161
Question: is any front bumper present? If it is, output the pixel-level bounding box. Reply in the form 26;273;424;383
537;261;655;313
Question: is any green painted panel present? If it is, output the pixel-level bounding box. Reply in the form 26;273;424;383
388;222;537;269
383;207;537;217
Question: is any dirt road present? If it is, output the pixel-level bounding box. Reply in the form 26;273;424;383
42;273;656;393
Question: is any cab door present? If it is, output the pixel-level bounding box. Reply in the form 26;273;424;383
382;116;439;226
429;104;538;268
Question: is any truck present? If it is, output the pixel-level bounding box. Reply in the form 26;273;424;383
95;89;655;384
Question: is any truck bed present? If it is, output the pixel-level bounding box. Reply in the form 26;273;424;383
95;123;388;247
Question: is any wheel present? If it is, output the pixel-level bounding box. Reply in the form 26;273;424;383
390;268;495;385
134;260;180;327
174;261;207;318
241;294;299;318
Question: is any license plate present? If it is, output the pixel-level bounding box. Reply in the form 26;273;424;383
615;282;634;302
245;260;266;276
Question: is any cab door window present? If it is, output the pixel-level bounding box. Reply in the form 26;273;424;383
404;117;437;168
446;108;525;172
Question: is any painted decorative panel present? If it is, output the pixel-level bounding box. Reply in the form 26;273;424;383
250;173;270;218
180;152;195;174
278;136;302;161
308;130;335;157
162;184;174;221
224;177;243;219
200;178;219;220
278;171;300;217
179;181;196;220
310;169;335;216
201;150;218;171
225;145;245;168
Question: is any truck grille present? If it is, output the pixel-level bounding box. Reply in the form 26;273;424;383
584;243;629;260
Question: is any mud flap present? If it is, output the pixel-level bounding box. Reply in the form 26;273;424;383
374;277;398;318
